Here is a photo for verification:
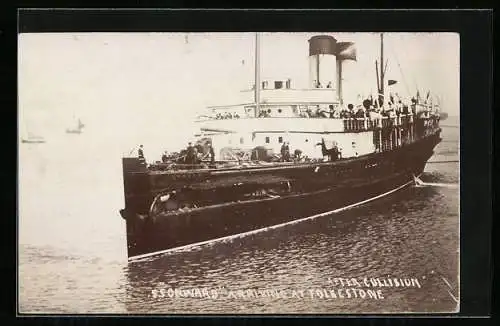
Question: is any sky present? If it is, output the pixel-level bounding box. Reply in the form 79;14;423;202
18;32;459;153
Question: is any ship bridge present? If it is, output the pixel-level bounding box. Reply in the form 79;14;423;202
203;77;340;120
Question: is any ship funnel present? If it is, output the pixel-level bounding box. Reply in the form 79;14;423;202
308;35;337;89
335;41;357;105
308;35;357;104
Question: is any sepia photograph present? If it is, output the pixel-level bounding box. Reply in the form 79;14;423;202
18;30;460;314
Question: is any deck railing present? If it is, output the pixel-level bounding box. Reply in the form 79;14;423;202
342;114;419;132
197;112;438;134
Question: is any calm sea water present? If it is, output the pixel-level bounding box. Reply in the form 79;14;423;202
18;120;459;314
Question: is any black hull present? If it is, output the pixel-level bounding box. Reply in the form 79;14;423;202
123;133;441;260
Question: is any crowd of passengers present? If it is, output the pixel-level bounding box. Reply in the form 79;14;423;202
209;95;439;121
294;96;438;120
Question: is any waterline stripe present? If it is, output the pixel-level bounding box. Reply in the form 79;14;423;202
129;176;419;263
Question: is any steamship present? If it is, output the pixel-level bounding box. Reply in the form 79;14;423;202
66;118;85;134
120;33;442;260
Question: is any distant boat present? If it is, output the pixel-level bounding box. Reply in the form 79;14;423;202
21;133;46;144
20;115;46;144
66;118;85;134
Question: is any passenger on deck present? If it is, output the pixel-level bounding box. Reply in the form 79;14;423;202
316;138;340;162
340;107;350;119
138;145;146;164
186;142;197;164
365;109;371;118
193;146;199;162
327;81;332;88
318;106;329;118
347;104;355;117
259;110;270;118
161;150;168;163
279;142;290;162
304;108;312;118
294;149;303;162
355;108;366;118
329;105;335;118
402;103;409;114
331;145;341;161
208;144;215;164
362;99;371;110
284;142;291;161
280;143;286;161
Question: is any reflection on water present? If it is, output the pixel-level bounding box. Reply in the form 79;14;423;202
18;125;459;314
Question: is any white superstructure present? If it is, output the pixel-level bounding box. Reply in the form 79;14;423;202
192;34;438;162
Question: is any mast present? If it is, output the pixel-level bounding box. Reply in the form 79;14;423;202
254;33;261;117
375;60;380;104
337;59;342;105
378;33;384;107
